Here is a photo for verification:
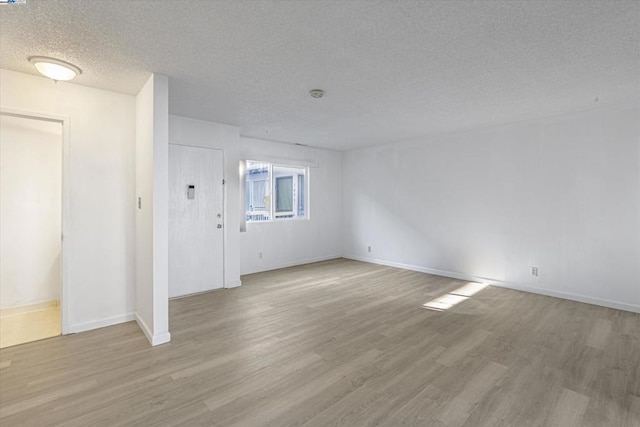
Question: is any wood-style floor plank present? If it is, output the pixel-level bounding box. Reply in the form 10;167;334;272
0;258;638;426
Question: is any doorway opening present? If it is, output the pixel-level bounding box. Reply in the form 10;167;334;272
0;112;65;348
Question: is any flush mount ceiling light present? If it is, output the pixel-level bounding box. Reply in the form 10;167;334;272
28;56;82;82
309;89;325;98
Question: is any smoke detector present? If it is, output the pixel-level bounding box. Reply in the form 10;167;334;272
309;89;325;98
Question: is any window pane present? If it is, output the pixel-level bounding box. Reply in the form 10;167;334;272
273;164;306;219
298;174;305;216
246;161;270;221
252;179;266;208
275;176;293;212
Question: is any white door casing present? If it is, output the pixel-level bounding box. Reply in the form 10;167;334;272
0;111;69;333
169;144;224;298
0;114;62;308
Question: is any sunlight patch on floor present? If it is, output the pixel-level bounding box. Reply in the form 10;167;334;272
422;282;489;311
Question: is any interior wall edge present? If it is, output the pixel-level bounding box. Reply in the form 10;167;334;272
135;312;170;346
225;280;242;289
150;332;171;346
66;312;136;334
344;255;640;314
241;255;344;276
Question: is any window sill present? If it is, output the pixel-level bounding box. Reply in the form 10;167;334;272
246;217;310;225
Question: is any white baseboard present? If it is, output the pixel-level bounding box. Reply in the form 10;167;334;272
490;282;640;313
241;254;343;275
170;287;224;300
135;313;171;346
150;332;171;346
225;279;242;289
0;300;59;318
170;281;242;299
344;255;502;285
66;312;136;334
135;313;152;342
344;254;640;314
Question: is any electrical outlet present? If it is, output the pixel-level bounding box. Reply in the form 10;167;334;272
367;246;372;253
531;266;538;277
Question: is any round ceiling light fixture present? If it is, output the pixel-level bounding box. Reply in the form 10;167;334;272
28;56;82;82
309;89;325;99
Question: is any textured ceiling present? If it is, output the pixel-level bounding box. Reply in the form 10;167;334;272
1;0;639;150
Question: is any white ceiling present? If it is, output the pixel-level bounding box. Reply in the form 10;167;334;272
1;0;638;150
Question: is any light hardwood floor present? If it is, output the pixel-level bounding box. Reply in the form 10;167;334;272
0;259;638;426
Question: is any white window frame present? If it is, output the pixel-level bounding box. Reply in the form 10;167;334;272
244;160;309;224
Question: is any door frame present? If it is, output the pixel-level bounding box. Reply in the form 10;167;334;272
0;108;71;334
168;142;227;291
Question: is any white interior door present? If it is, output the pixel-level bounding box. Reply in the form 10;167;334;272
169;144;224;298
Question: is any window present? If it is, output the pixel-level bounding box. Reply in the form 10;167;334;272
275;176;293;213
245;160;307;222
297;174;305;216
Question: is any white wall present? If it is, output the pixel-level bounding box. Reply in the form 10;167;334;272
135;74;171;346
169;115;242;287
0;116;61;309
343;102;640;312
240;137;343;275
0;69;137;331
